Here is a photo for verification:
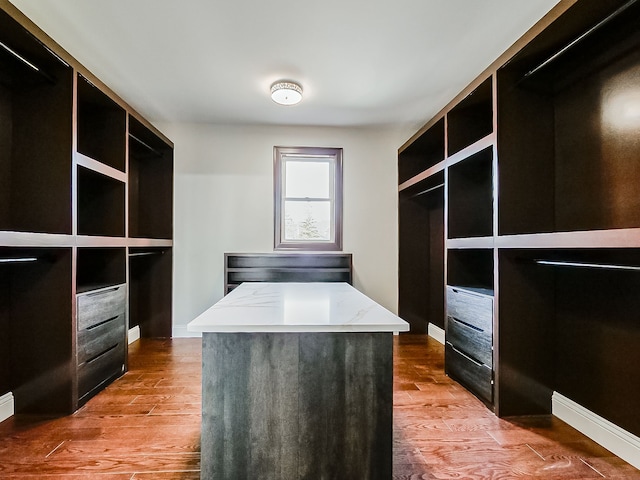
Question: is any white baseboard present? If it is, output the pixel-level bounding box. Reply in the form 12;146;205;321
172;324;201;338
428;323;445;345
0;392;14;423
552;392;640;470
127;325;140;344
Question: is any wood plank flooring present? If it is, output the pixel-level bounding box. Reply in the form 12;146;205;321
0;334;637;479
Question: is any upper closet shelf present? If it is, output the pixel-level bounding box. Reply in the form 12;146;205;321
399;160;445;191
75;152;127;183
445;134;495;168
496;229;640;250
128;238;173;248
0;231;75;247
447;237;495;250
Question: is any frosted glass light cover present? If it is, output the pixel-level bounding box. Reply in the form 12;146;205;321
271;82;303;105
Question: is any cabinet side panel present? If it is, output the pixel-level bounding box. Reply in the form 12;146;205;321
496;251;555;416
555;268;640;437
497;69;555;235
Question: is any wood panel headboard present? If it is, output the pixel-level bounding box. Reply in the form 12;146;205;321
224;253;352;294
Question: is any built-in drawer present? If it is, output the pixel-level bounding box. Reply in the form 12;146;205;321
446;285;493;366
446;342;493;404
446;286;493;333
77;316;126;365
77;341;125;401
446;315;492;366
77;284;126;331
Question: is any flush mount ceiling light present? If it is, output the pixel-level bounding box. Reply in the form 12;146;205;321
270;81;303;106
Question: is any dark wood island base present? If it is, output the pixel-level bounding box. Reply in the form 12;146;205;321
201;331;393;480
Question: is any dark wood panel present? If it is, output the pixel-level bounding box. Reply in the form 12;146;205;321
299;332;392;480
497;68;556;236
77;74;126;172
201;332;393;479
497;0;640;235
224;253;352;295
76;248;126;293
554;45;640;232
447;146;493;239
428;195;445;329
129;248;172;337
555;265;640;437
128;116;173;239
447;249;494;291
76;316;125;365
398;117;445;184
77;166;125;237
445;342;493;404
398;175;445;333
3;248;74;414
76;284;126;330
496;250;556;417
0;7;73;234
77;341;125;404
447;77;493;156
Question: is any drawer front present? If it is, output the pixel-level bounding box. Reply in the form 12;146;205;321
446;342;493;404
446;315;492;366
78;341;125;400
446;286;493;333
77;316;126;365
77;284;126;331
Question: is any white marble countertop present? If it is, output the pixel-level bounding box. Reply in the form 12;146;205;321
187;282;410;333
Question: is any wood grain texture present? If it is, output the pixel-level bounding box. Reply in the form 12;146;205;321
201;332;392;480
223;253;353;295
0;335;637;479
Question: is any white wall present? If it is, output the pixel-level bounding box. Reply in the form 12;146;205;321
154;123;402;337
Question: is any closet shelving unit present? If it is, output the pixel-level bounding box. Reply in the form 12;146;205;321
0;1;174;416
398;0;640;440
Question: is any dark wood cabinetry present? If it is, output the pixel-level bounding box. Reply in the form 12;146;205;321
0;1;174;417
128;117;174;240
398;172;444;333
445;286;493;404
129;248;173;338
399;0;640;453
0;8;73;235
224;253;353;295
76;284;127;406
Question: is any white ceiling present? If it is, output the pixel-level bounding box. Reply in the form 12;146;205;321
9;0;560;131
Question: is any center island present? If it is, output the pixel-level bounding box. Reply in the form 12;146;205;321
188;282;409;480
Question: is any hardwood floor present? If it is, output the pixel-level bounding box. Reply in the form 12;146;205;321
0;334;637;479
393;335;640;479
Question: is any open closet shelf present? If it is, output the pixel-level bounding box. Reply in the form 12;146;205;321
399;0;640;438
0;1;174;415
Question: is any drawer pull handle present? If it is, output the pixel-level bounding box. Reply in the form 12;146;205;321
449;343;485;368
86;286;120;297
448;315;484;333
86;316;119;330
86;344;119;364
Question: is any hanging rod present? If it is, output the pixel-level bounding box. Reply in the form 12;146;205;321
129;134;163;157
534;259;640;272
411;183;444;198
0;257;39;264
0;40;56;84
129;251;164;257
524;0;638;79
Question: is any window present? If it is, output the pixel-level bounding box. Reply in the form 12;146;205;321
274;146;343;251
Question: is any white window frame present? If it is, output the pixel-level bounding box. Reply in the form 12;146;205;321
274;146;343;251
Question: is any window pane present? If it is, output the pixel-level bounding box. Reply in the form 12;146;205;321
285;160;330;198
283;200;331;241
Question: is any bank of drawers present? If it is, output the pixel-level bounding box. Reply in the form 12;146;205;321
76;284;126;404
445;286;493;404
